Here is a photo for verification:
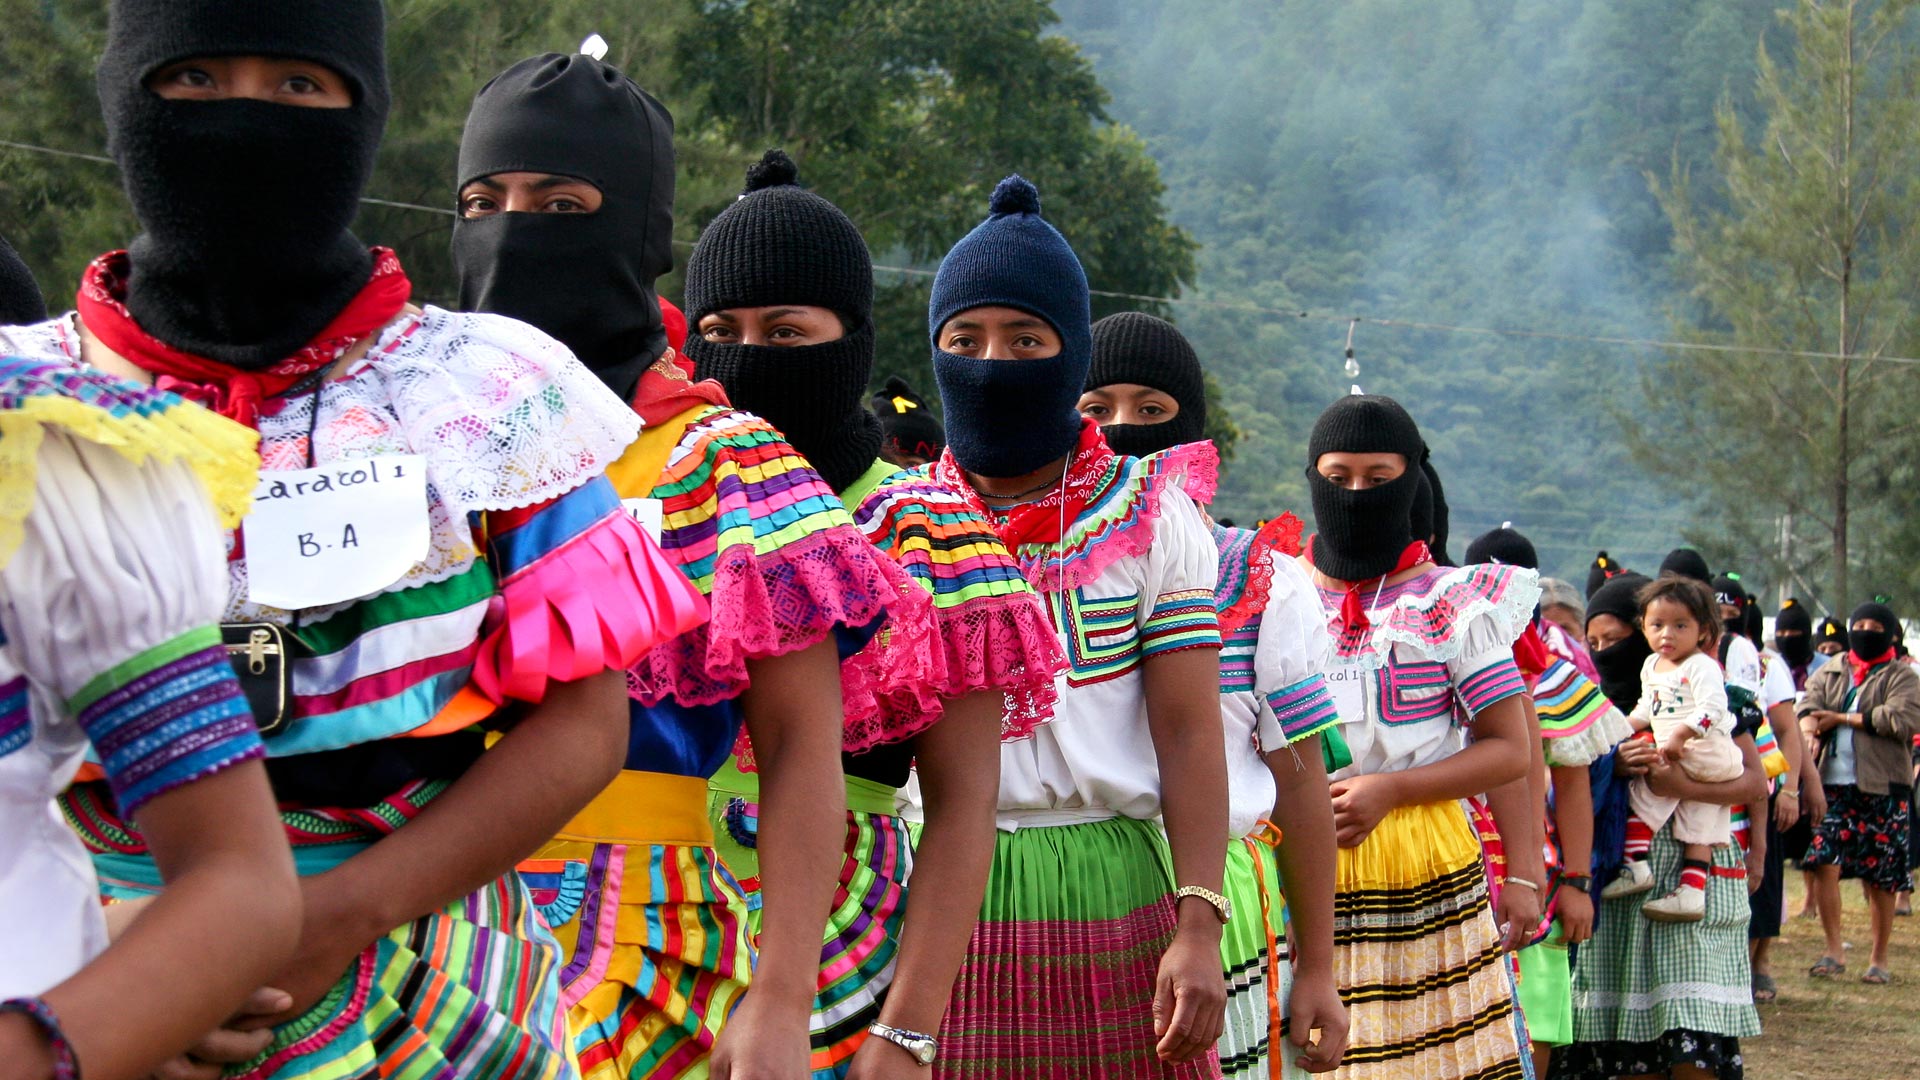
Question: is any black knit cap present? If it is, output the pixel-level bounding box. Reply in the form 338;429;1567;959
1307;394;1424;463
1465;526;1538;570
1587;572;1652;632
872;375;944;462
1586;550;1631;599
0;234;46;324
1660;548;1712;584
1086;312;1206;449
1817;615;1849;650
1711;573;1748;612
1850;600;1899;631
100;0;388;108
1775;597;1812;635
683;150;872;328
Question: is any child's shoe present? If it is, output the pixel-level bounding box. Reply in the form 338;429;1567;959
1643;884;1706;923
1602;860;1654;900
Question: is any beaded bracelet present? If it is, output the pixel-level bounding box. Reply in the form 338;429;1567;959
0;997;80;1080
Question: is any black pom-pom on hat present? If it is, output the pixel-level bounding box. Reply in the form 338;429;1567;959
989;175;1042;216
744;148;799;194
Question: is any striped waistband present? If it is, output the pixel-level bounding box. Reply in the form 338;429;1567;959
558;770;714;847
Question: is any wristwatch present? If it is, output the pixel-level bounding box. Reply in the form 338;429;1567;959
868;1022;939;1065
1176;884;1234;923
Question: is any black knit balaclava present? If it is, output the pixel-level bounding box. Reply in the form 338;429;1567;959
1587;550;1631;599
872;375;944;463
1085;311;1206;458
1849;600;1900;662
1305;393;1428;582
929;176;1092;479
1775;598;1814;670
684;150;879;492
1464;526;1539;570
1587;572;1653;710
99;0;388;369
1420;454;1453;565
1817;615;1849;653
453;53;675;402
1660;548;1712;584
1711;574;1749;639
0;234;46;324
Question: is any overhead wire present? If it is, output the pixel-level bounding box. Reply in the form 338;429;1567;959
8;135;1920;368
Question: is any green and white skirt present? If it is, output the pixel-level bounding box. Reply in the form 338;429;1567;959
1220;828;1311;1078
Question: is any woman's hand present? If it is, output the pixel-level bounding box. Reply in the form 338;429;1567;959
143;989;290;1080
1329;774;1397;849
1802;777;1828;825
1285;969;1350;1073
1807;710;1848;735
1152;924;1227;1063
1614;736;1658;777
1642;748;1683;798
1773;788;1802;832
846;1032;931;1080
1745;837;1767;896
710;990;811;1080
1555;884;1594;946
1494;880;1541;952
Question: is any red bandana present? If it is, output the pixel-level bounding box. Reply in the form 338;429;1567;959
1849;648;1894;687
632;347;730;426
933;418;1116;550
1303;538;1433;634
75;247;412;429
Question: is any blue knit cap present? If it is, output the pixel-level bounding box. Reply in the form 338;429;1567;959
929;175;1092;477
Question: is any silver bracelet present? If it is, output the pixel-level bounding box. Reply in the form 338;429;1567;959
1502;876;1542;892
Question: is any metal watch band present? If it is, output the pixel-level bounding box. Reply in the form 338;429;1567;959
1175;884;1233;923
868;1021;939;1065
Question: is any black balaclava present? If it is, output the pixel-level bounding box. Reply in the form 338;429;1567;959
1305;393;1428;582
872;375;944;463
1464;526;1539;570
684;150;879;492
1587;550;1630;599
929;176;1092;479
0;234;46;324
453;53;675;402
1744;601;1765;647
1420;453;1453;565
1776;598;1814;670
1587;572;1654;710
1818;615;1849;653
99;0;388;369
1085;311;1206;458
1660;547;1712;584
1849;600;1900;661
1711;573;1748;639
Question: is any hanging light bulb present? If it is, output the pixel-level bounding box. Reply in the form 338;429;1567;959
1342;318;1360;379
580;33;609;59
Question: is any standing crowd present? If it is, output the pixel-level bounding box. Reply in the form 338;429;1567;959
1;4;1914;1080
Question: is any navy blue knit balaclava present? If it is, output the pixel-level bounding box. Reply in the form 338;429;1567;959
929;176;1091;478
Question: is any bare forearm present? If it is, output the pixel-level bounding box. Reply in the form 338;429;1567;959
1267;737;1336;969
876;693;1000;1033
1651;737;1769;805
45;765;300;1080
1484;775;1545;884
328;669;628;940
1549;765;1593;879
738;641;847;1007
1768;703;1804;781
1381;737;1528;808
1145;650;1229;897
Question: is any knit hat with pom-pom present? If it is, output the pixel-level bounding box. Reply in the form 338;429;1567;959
1587;550;1631;599
683;149;881;492
1465;525;1538;570
683;149;871;327
1775;597;1812;636
929;175;1092;477
871;375;945;463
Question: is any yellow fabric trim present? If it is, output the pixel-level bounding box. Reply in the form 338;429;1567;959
0;392;258;567
603;404;707;499
1335;799;1480;891
556;769;715;846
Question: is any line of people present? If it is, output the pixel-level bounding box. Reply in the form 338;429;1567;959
5;5;1912;1080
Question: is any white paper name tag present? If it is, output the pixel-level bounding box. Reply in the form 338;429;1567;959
622;497;665;542
244;454;430;610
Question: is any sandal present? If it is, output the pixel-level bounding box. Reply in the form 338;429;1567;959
1751;972;1778;1003
1862;966;1892;984
1809;956;1847;978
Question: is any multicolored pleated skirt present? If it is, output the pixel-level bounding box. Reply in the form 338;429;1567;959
709;772;912;1079
1220;826;1305;1079
71;780;575;1080
936;814;1221;1079
520;770;753;1080
1330;799;1527;1080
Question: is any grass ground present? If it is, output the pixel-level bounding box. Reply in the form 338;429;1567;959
1742;873;1920;1080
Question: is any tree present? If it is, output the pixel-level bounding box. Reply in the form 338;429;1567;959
1650;0;1920;610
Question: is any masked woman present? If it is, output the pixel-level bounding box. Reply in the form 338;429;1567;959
1080;311;1348;1077
1295;394;1541;1080
679;151;1061;1078
4;5;709;1077
911;178;1230;1077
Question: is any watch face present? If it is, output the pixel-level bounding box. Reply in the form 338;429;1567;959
908;1038;936;1065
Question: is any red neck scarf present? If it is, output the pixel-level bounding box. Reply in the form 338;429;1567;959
1304;538;1432;633
632;347;730;426
76;247;412;429
933;418;1116;550
1849;648;1895;686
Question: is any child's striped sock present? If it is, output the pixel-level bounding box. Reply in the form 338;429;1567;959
1624;816;1654;861
1678;859;1710;892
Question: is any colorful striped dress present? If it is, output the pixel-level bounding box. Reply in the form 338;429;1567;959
0;359;264;997
5;304;708;1080
524;353;929;1080
917;432;1226;1079
1211;517;1340;1079
1309;563;1540;1080
708;456;1062;1079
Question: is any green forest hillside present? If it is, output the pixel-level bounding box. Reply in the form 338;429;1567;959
1054;0;1775;579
